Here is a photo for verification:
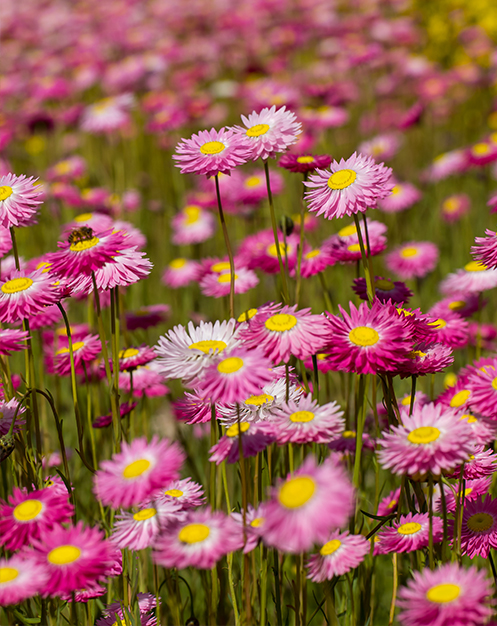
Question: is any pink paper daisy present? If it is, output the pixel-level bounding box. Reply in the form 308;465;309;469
262;456;354;553
425;149;468;181
467;140;497;166
385;241;439;280
231;504;266;554
162;258;201;288
233;105;302;160
171;204;216;245
431;293;482;319
425;311;469;349
359;133;401;161
0;398;26;436
173;127;251;177
93;436;184;509
53;334;101;376
0;173;43;228
440;477;492;514
209;422;275;465
115;345;156;372
449;445;497;480
377;487;401;517
472;229;497;269
0;328;28;355
0;269;60;323
441;261;497;295
352;276;413;304
279;153;332;174
303;152;393;220
457;496;497;558
92;401;137;429
398;342;454;378
375;512;443;555
0;553;49;605
199;267;259;298
466;363;497;418
155;478;206;510
377;181;421;213
306;531;369;582
153;508;243;569
325;219;387;263
174;391;215;425
397;563;493;626
441;193;470;222
118;363;169;398
378;402;473;478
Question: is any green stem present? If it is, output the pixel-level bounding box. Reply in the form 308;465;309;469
428;474;435;570
264;160;289;304
215;174;236;319
388;552;398;626
295;172;308;305
352;214;374;303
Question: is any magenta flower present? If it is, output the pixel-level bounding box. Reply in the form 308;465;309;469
441;261;497;295
398;342;454;378
378;181;421;213
385;241;439;280
162;258;201;288
425;149;468;181
457;496;497;558
171;204;216;245
377;487;401;517
441;193;470;222
375;512;443;555
292;247;335;278
0;173;43;228
231;504;266;554
0;398;26;436
0;553;49;605
0;328;28;355
53;334;101;376
449;445;497;480
0;270;60;323
472;229;497;269
306;531;369;581
352;276;413;304
209;422;275;465
279;153;332;173
155;478;206;510
425;311;469;349
199;267;259;298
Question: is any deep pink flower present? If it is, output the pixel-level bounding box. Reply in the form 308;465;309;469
0;173;43;228
375;512;443;555
279;153;332;174
209;422;275;465
0;553;49;605
352;276;412;304
306;531;369;581
0;270;60;323
0;328;28;355
385;241;439;280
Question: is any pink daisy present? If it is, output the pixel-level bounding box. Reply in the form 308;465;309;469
118;363;169;398
441;193;470;222
397;563;493;626
472;229;497;269
425;149;468;182
359;133;401;161
171;204;216;245
0;398;26;436
425;311;469;349
0;554;49;605
324;219;388;264
385;241;439;280
47;156;86;182
239;229;300;274
467;140;497;166
233;105;302;160
378;402;473;478
155;478;206;510
291;247;335;278
439;477;492;514
457;496;497;558
262;456;354;553
440;261;497;295
398;342;454;378
431;293;482;319
153;508;243;569
93;436;184;509
0;328;28;355
449;445;497;480
92;401;137;429
375;512;443;555
199;267;259;298
377;487;401;517
173;127;250;177
306;531;369;582
0;173;43;228
279;153;332;174
115;345;156;372
174;391;215;425
303;152;393;220
0;269;60;323
209;422;275;465
53;334;101;376
377;181;421;213
125;304;170;331
233;169;284;205
466;363;497;418
231;504;266;554
352;276;413;304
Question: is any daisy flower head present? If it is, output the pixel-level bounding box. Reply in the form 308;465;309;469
425;149;469;182
375;512;443;555
377;180;421;213
352;276;412;304
432;293;482;319
441;261;497;295
115;345;156;372
199;267;259;298
424;311;469;349
238;303;329;363
397;563;493;626
173;127;251;177
93;436;184;509
449;444;497;480
233;105;302;160
324;219;387;264
378;402;473;478
458;495;497;558
377;487;401;517
209;422;276;465
118;363;169;398
440;477;492;514
231;504;266;554
92;401;137;429
239;229;300;274
385;241;439;280
399;342;454;378
0;173;43;229
325;299;413;375
0;397;25;437
0;269;60;323
358;133;401;161
80;95;133;134
0;553;49;605
0;328;28;356
171;204;216;245
173;391;215;425
303;152;393;220
53;334;101;376
472;229;497;269
271;394;344;445
153;508;243;569
306;531;369;582
278;153;332;174
156;477;206;510
466;362;497;418
291;246;336;278
467;140;497;166
441;193;470;222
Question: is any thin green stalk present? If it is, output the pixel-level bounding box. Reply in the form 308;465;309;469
215;174;236;318
237;406;251;625
318;271;333;313
352;375;368;492
352;214;374;303
428;474;435;570
388;553;398;626
110;287;122;442
295;172;308;304
409;375;417;417
264;160;289;304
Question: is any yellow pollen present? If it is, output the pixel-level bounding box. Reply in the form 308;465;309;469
391;185;401;195
0;567;18;584
407;426;441;445
48;545;82;566
464;261;487;272
36;261;51;273
465;488;473;496
55;341;85;356
467;512;494;532
183;205;201;224
189;340;227;354
426;583;461;604
1;277;34;294
327;169;357;190
245;393;273;407
448;300;465;310
397;522;422;535
237;308;257;322
387;499;397;509
70;237;99;252
472;142;490;156
0;187;13;201
443;198;458;213
245;176;261;188
200;141;225;155
338;224;357;237
178;523;210;544
410;350;427;358
13;499;43;522
343;430;356;438
289;410;315;423
122;459;151;479
211;262;231;273
450;389;471;408
267;242;289;257
460;413;477;424
429;318;446;329
348;326;379;347
250;517;264;528
226;422;250;437
217;356;244;374
133;508;157;521
320;539;342;555
165;489;183;497
401;395;412;406
55;161;71;175
400;246;418;258
444;372;457;388
492;377;497;391
218;273;237;283
279;476;316;509
296;156;314;164
375;279;394;291
265;313;297;332
119;348;140;359
347;243;361;253
305;249;321;259
169;258;187;270
74;212;93;223
246;123;270;137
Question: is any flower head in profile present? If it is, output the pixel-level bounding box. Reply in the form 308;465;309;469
209;422;275;465
352;276;412;305
306;531;369;582
199;267;259;298
162;258;201;289
279;153;332;174
441;261;497;295
0;270;60;323
457;496;497;558
385;241;439;280
0;328;28;356
0;173;43;228
375;512;443;555
471;229;497;270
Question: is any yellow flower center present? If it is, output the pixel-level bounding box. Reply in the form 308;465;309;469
55;341;85;356
169;258;187;269
343;430;356;438
296;156;314;164
218;273;238;283
74;212;93;223
289;410;315;423
122;458;151;479
48;545;82;565
347;243;361;253
13;499;43;522
375;279;394;291
165;489;183;497
464;261;487;272
200;141;225;155
1;277;34;294
407;426;441;445
391;185;401;195
189;340;227;354
387;499;397;509
250;517;264;528
36;261;51;273
226;422;250;437
327;169;357;190
472;142;490;156
245;176;261;188
70;237;99;252
267;242;289;257
211;262;231;273
401;395;412;406
237;308;257;322
183;205;201;224
178;523;210;544
409;351;427;358
119;348;140;359
399;246;418;258
217;356;244;374
55;160;71;175
338;224;357;237
429;318;446;329
245;393;273;407
133;508;157;521
0;187;13;201
467;512;494;532
448;300;465;311
0;567;18;584
348;326;379;347
246;124;270;137
426;583;461;604
450;389;471;408
265;313;297;332
320;539;342;555
397;522;422;535
279;476;316;509
444;372;457;388
305;250;321;259
443;198;458;213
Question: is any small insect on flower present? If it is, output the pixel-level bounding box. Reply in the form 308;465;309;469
67;226;94;245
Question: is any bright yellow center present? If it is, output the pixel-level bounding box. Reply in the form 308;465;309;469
464;261;487;272
429;319;446;329
465;488;473;497
70;237;99;252
218;273;237;283
460;413;477;424
450;389;471;408
169;258;187;269
343;430;356;438
320;539;341;555
467;512;494;532
211;262;231;273
327;169;357;190
189;340;227;354
347;244;361;253
448;300;465;310
401;396;412;406
245;176;261;188
443;198;458;213
74;212;93;223
338;224;357;237
0;567;18;584
55;341;85;356
375;279;394;291
472;142;490;156
165;489;183;497
13;499;43;522
217;356;244;374
400;246;420;259
245;394;273;407
226;422;250;437
36;261;51;273
238;308;257;322
391;185;401;195
122;458;151;479
444;373;457;388
397;522;422;535
265;313;297;332
133;508;157;521
250;517;264;528
184;205;201;224
1;277;34;294
200;141;225;155
119;348;140;359
387;499;397;509
410;351;427;358
349;326;379;347
0;187;13;201
305;250;321;259
296;156;314;164
426;583;461;604
178;523;210;544
246;124;270;137
278;476;316;509
289;410;315;423
407;426;441;445
48;545;81;565
267;243;289;257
